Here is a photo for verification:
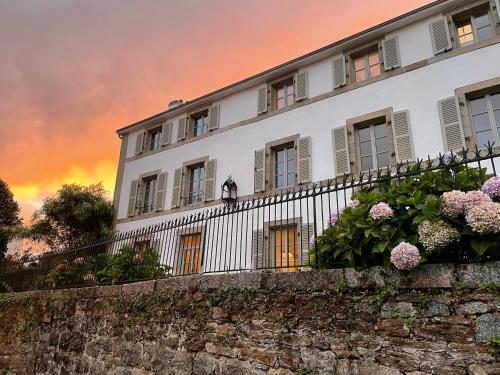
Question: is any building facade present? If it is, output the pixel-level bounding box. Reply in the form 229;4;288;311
112;0;500;272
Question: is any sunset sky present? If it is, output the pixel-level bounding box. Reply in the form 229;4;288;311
0;0;433;223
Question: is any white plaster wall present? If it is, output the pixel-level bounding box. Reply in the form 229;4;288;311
117;42;500;232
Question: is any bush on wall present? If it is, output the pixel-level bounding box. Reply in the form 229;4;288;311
309;163;500;270
46;246;169;288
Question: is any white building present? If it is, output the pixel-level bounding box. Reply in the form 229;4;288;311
112;0;500;274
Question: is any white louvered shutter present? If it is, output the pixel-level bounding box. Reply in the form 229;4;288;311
300;223;314;266
254;149;265;193
438;97;466;152
430;18;452;55
204;159;217;202
135;132;144;155
155;172;168;211
297;137;312;184
162;122;172;146
295;71;308;101
257;86;268;114
252;229;265;269
171;168;182;208
332;55;347;88
332;126;351;176
392;111;414;162
382;36;401;71
127;179;139;217
177;117;187;141
208;104;220;131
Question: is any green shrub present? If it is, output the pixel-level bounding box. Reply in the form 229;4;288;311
487;336;500;355
309;165;499;269
46;246;169;288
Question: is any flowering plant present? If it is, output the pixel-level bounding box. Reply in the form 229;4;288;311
390;242;421;270
482;176;500;201
418;220;460;253
369;202;393;220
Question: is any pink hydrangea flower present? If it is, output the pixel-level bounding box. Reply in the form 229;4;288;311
463;190;492;212
482;176;500;200
73;257;84;266
83;273;96;283
441;190;466;217
390;242;421;270
350;199;360;208
132;254;143;264
55;263;66;272
466;201;500;235
369;202;393;220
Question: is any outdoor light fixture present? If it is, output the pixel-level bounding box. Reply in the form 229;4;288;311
221;175;238;209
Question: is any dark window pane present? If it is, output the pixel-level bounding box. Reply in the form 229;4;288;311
477;25;493;42
276;175;284;188
359;140;372;157
470;97;488;115
276;150;284;163
358;127;371;142
361;156;373;171
476;129;494;147
475;13;490;29
490;93;500;110
287;173;295;186
472;113;492;132
377;152;390;168
374;123;387;137
375;137;389;153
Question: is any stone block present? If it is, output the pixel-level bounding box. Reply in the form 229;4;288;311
193;352;218;375
455;302;493;315
468;363;500;375
381;302;416;318
300;347;336;372
417;301;450;317
456;262;500;288
475;312;500;342
405;263;455;288
155;275;202;292
121;280;155;296
93;284;122;298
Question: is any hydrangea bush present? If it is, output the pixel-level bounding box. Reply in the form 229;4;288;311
310;163;500;270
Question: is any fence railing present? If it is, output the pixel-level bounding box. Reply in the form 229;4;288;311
1;147;499;292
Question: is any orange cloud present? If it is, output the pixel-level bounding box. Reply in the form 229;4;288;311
0;0;433;222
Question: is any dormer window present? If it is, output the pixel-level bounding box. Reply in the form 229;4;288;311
353;48;381;82
147;127;163;151
456;12;492;46
192;111;209;137
273;77;294;110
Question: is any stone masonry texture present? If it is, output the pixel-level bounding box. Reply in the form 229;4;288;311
0;262;499;375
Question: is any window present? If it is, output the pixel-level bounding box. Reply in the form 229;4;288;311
274;144;296;189
469;92;500;147
272;226;298;273
188;164;205;204
192;112;208;137
456;11;493;46
181;233;202;274
357;122;390;171
147;127;163;151
142;176;158;214
273;77;294;110
353;49;381;82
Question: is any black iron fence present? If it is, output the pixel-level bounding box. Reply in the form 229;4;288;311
1;147;499;292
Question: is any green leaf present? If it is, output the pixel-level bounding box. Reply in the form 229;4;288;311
471;238;492;256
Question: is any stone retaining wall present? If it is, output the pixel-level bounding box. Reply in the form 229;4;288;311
0;262;499;375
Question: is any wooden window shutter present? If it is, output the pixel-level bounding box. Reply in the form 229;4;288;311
155;172;168;211
430;18;452;55
204;159;217;202
135;132;145;155
127;179;139;217
382;36;401;71
300;223;314;266
297;136;312;184
391;110;414;162
254;149;265;193
171;168;183;208
331;126;351;176
332;55;347;89
177;117;187;141
162;122;172;146
438;96;466;152
257;86;268;114
295;71;308;101
252;229;265;269
208;104;220;131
